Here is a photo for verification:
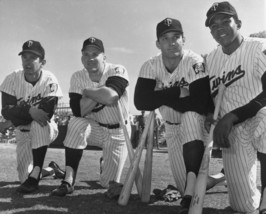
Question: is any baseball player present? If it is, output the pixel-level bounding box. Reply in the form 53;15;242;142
0;40;63;193
205;2;266;213
134;18;225;213
51;37;130;196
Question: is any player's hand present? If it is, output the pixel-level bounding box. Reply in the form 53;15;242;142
213;113;238;148
204;113;215;133
29;106;50;127
179;88;189;98
80;97;97;117
82;88;91;97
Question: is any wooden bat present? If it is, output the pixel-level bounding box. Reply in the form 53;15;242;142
188;84;225;214
141;113;155;203
117;102;143;196
118;111;155;206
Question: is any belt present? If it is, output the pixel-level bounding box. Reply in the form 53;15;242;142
98;120;128;129
20;129;30;132
165;121;180;126
98;122;120;129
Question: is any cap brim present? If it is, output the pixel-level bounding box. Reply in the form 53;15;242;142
18;50;43;58
205;12;234;27
158;29;183;38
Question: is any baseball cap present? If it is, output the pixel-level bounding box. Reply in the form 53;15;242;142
81;37;104;52
18;40;45;59
156;18;183;39
205;1;238;27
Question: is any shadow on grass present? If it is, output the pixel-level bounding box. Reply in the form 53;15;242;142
203;206;236;214
0;182;238;214
0;181;20;188
81;180;106;190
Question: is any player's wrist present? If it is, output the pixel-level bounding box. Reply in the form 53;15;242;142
224;112;239;124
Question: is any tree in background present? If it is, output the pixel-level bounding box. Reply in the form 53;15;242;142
250;30;266;38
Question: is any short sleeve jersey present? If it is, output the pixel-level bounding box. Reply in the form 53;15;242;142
207;37;266;117
69;63;129;124
138;50;206;123
0;69;63;106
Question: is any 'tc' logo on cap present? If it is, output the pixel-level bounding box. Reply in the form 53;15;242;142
89;37;96;43
212;2;219;11
27;40;33;47
164;18;172;26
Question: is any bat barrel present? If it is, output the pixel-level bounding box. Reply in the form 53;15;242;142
188;84;225;214
141;113;155;202
117;102;143;196
118;112;155;206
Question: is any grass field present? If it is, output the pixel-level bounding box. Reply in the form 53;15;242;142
0;143;261;214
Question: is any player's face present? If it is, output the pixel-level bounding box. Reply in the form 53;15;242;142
81;46;106;74
156;32;184;59
21;53;44;74
209;14;241;50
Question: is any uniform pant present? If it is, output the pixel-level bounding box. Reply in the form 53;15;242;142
63;117;129;188
15;120;58;183
164;111;207;195
222;107;266;212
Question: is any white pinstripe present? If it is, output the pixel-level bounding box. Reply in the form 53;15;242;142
70;63;129;124
15;120;58;183
207;37;266;212
64;117;130;188
65;63;130;188
0;69;63;183
138;50;207;193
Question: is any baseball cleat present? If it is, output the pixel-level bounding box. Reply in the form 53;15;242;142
48;161;65;179
16;177;39;193
50;181;74;197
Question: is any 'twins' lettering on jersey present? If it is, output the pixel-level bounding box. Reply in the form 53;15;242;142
210;65;245;95
207;37;266;116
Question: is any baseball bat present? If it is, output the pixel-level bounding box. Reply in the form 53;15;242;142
188;84;225;214
118;111;155;206
117;102;143;196
141;113;155;203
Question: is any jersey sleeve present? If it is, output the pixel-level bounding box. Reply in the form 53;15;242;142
165;52;210;115
186;52;207;84
69;72;83;95
255;40;266;78
111;65;129;81
231;41;266;124
138;60;157;80
0;72;16;96
43;73;63;98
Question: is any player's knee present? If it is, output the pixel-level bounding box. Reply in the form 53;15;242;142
183;140;204;175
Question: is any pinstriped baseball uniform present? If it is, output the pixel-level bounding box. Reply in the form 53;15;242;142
139;50;208;194
207;37;266;212
63;63;130;188
0;69;63;183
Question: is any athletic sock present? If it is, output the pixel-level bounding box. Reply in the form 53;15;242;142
184;172;196;196
183;140;204;196
31;146;48;180
183;140;204;175
64;166;74;185
30;166;41;180
65;147;83;186
258;152;266;193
